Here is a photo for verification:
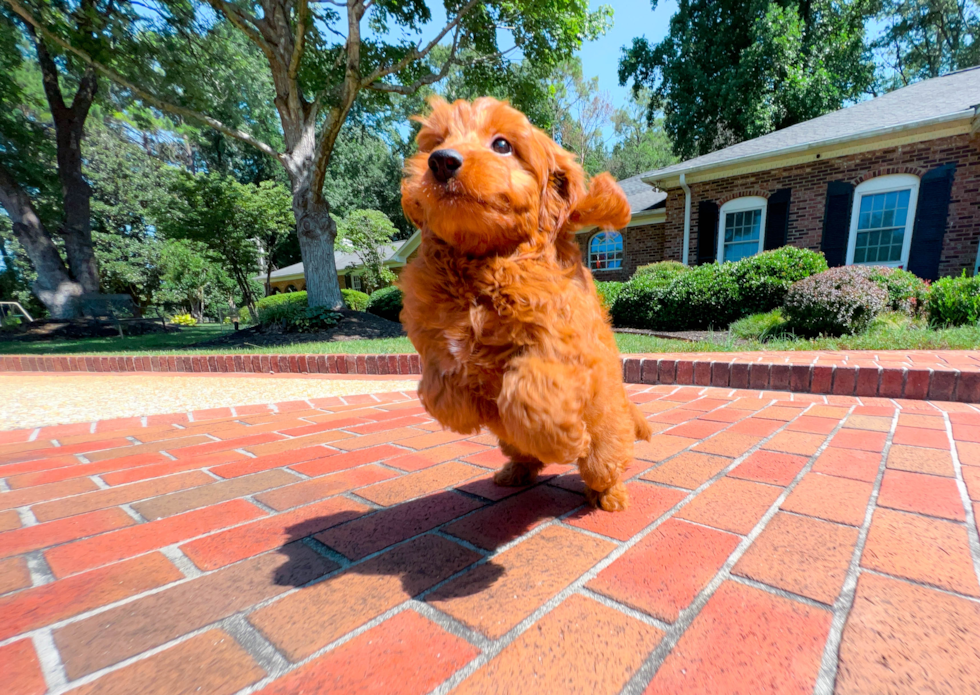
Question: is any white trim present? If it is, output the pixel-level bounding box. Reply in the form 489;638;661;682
587;230;625;272
846;174;920;269
680;173;692;265
717;196;767;263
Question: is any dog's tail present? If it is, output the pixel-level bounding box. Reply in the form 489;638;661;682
630;402;653;441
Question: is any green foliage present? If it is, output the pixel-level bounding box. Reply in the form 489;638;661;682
611;248;827;330
366;286;404;322
926;272;980;327
634;260;689;280
873;1;980;87
729;309;790;341
783;266;890;336
605;90;677;180
866;266;929;316
336;210;398;294
342;289;370;312
253;290;341;332
595;281;625;312
620;0;876;159
154;239;237;320
170;313;197;326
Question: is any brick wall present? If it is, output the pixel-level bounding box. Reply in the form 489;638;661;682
575;222;665;282
661;133;980;277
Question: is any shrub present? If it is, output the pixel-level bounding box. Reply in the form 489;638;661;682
729;309;789;341
595;281;625;312
728;246;828;315
366;286;403;322
342;289;370;311
254;291;341;332
610;247;827;331
927;272;980;327
783;266;889;336
170;313;197;326
866;267;929;316
634;260;689;281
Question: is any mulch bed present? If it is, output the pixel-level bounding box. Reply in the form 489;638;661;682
614;327;740;345
190;310;406;349
0;318;176;343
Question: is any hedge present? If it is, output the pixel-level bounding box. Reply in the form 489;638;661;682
341;289;370;312
366;286;404;322
927;272;980;327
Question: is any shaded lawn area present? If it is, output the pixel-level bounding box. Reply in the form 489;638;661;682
2;323;980;356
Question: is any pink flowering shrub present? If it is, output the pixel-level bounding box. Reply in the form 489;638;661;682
783;266;889;336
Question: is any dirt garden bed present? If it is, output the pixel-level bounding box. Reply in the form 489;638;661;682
189;310;406;349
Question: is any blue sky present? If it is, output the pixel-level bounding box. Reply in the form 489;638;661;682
576;1;677;112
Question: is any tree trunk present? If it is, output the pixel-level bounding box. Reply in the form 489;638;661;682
56;113;99;293
292;191;344;309
0;165;83;318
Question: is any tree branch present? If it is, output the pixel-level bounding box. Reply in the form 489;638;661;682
367;45;515;95
360;0;481;86
288;0;309;79
201;0;274;61
26;25;67;118
4;0;284;163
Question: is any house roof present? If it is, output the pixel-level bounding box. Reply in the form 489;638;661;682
264;243;401;281
617;173;667;213
641;66;980;183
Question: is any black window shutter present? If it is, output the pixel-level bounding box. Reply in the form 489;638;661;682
697;200;718;264
764;188;791;251
908;164;956;281
821;181;854;267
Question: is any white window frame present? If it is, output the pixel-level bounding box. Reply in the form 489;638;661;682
350;274;363;292
717;196;767;263
846;174;920;269
588;230;624;272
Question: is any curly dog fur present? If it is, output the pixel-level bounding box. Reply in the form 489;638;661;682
399;96;652;511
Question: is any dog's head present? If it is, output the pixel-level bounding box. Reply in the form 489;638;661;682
402;96;631;255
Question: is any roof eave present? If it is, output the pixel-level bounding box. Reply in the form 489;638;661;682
641;109;974;187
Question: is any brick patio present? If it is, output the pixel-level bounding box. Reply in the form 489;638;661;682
2;380;980;694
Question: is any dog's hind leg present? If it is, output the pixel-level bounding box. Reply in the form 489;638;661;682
493;440;545;487
577;406;635;512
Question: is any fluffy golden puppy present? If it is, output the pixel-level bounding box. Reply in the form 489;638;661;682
399;96;651;511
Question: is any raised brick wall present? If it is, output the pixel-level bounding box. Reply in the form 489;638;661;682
661;133;980;277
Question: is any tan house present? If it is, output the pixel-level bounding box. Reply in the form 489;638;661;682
605;67;980;281
263;236;421;294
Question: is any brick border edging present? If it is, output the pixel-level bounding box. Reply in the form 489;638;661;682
3;353;978;403
621;357;980;403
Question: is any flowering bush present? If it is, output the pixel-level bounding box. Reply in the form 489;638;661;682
170;313;197;326
783;266;889;336
866;267;929;316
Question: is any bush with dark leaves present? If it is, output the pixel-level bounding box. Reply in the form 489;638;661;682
366;286;403;322
783;266;889;336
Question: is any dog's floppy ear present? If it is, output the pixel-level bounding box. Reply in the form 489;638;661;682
568;173;632;231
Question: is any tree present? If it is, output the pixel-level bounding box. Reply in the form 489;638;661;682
544;60;614;175
620;0;876;159
874;0;980;86
605;90;677;179
0;0;138;316
155;239;237;321
8;0;612;309
336;209;398;294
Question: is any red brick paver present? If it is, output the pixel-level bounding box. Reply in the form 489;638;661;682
2;382;980;693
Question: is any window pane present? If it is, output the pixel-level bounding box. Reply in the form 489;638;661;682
722;207;761;263
589;231;623;270
854;188;912;265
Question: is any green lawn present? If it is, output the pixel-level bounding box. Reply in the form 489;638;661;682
3;323;979;356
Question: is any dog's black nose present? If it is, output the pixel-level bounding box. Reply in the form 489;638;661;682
428;149;463;182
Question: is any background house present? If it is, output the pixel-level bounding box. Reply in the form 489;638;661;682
263;239;419;294
635;67;980;281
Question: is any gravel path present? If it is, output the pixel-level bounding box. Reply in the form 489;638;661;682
0;373;419;430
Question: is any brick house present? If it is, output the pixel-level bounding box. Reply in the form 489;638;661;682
629;67;980;280
262;239;418;295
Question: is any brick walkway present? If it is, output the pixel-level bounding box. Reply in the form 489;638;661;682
2;383;979;694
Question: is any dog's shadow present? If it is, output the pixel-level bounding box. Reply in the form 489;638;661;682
270;484;582;599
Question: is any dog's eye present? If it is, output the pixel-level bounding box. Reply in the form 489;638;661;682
491;138;512;155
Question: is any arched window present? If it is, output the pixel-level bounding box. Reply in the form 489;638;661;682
286;284;297;293
847;174;920;268
717;197;767;263
589;231;623;271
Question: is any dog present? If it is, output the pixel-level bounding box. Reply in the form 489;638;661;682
399;96;652;511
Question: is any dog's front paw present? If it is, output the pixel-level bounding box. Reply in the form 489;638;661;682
586;482;630;512
493;461;538;487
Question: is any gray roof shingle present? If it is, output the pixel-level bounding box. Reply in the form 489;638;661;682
617;173;667;212
642;67;980;181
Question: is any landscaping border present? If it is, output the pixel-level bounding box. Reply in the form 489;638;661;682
3;351;980;402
